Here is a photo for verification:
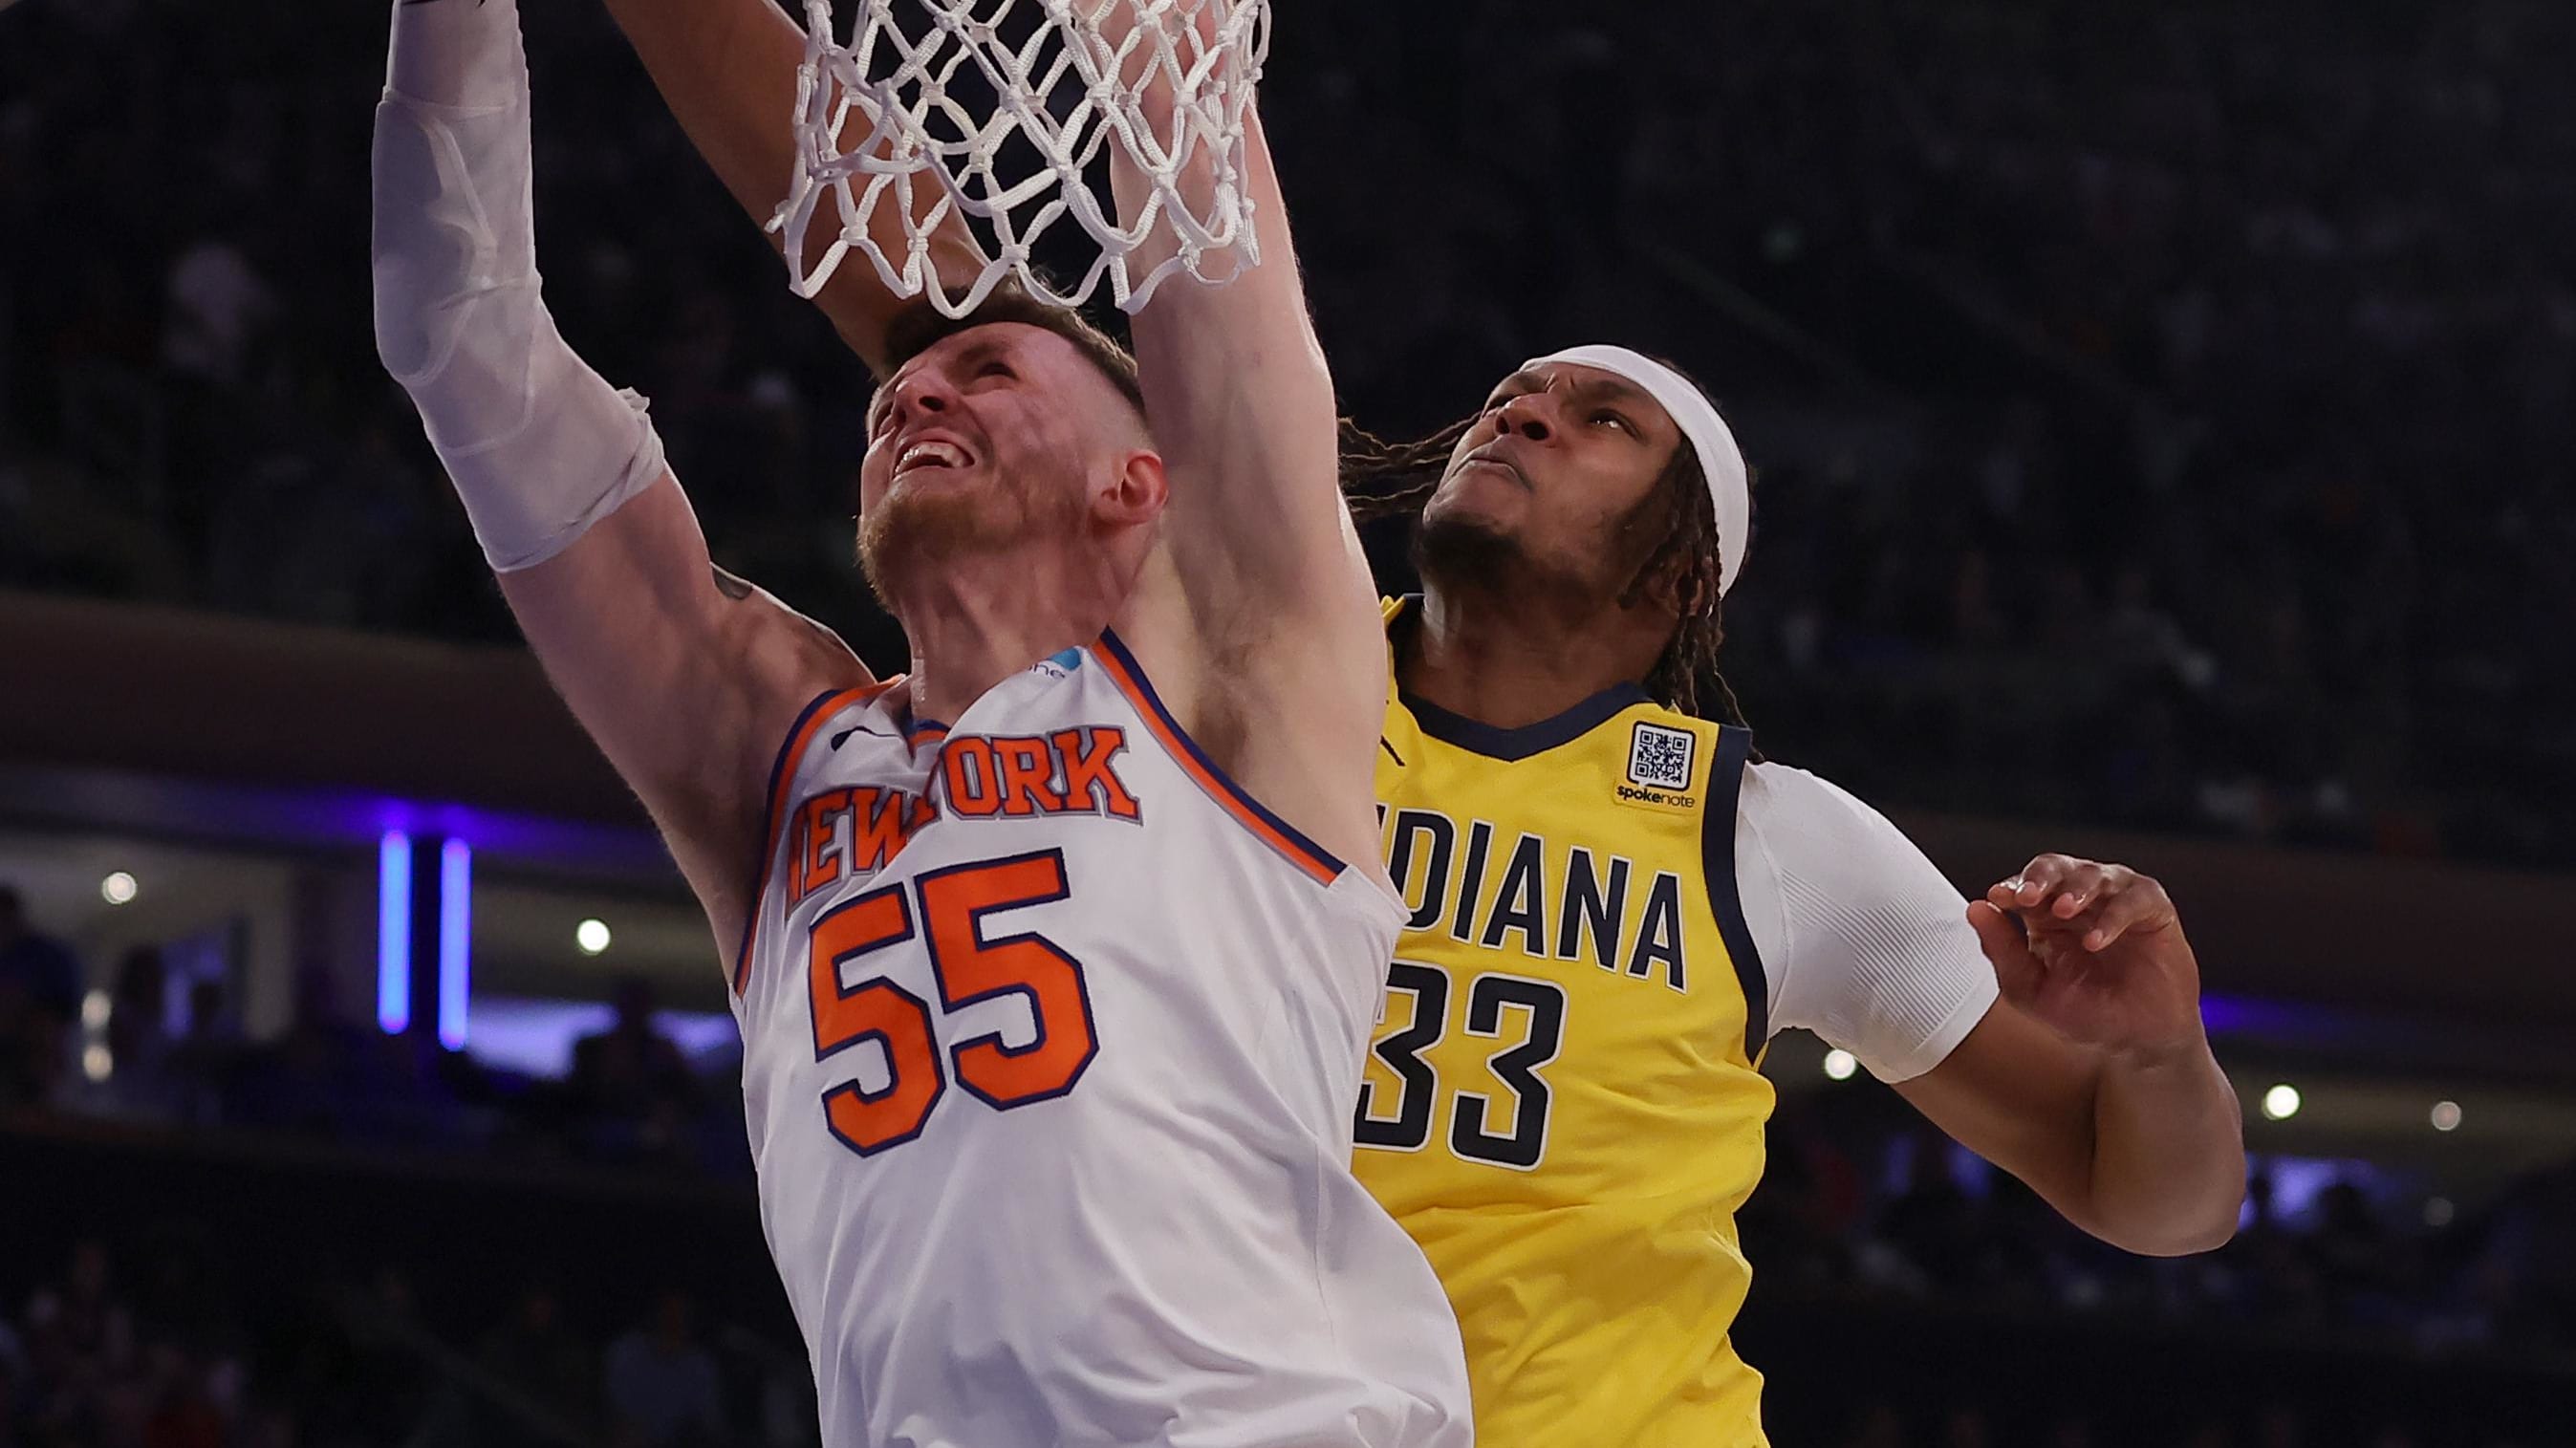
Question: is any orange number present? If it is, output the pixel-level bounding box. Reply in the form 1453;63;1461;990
804;852;1098;1157
918;852;1098;1109
810;886;943;1155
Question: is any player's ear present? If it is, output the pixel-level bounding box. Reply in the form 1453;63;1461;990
1096;449;1168;527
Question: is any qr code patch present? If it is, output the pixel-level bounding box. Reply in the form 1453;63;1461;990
1627;722;1696;790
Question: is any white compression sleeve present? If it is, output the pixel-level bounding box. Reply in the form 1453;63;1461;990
372;0;665;573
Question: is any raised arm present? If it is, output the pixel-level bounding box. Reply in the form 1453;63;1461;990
594;0;976;374
587;0;1380;857
590;0;1360;674
373;0;867;957
1103;21;1391;865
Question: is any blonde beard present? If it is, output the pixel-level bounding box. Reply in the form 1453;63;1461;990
856;469;1076;598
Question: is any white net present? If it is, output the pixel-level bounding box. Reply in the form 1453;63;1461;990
772;0;1271;317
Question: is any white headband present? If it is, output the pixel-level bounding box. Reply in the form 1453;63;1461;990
1525;345;1751;596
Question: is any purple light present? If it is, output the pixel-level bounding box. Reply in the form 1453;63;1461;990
0;766;674;879
438;838;472;1049
378;831;411;1033
2198;994;2312;1036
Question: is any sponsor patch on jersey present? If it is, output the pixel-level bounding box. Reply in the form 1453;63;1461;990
1614;722;1699;810
1626;722;1696;790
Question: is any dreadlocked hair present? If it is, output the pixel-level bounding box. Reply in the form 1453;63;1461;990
1337;372;1757;737
1339;415;1474;522
1620;437;1757;735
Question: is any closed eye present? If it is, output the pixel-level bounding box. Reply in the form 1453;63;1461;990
975;359;1016;382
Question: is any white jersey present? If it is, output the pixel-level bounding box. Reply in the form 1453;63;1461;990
729;632;1472;1448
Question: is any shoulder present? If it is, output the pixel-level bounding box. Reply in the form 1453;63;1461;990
1732;759;1971;960
1737;758;1934;872
1735;759;1997;1073
1098;585;1390;878
1726;756;1965;985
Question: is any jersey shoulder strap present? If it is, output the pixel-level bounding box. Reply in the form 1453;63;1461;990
1695;720;1767;1058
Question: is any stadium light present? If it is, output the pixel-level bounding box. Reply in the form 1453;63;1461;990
2424;1198;2456;1228
576;919;613;956
379;831;412;1033
80;990;111;1029
82;1045;113;1082
2430;1100;2462;1133
1822;1048;1858;1082
99;871;138;905
438;839;472;1050
2261;1083;2302;1121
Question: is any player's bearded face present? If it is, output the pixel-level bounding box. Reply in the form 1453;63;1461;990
855;326;1123;594
857;442;1079;590
1418;365;1682;606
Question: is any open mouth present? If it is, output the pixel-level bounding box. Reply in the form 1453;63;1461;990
893;436;975;480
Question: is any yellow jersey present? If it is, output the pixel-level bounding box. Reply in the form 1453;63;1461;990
1359;598;1777;1448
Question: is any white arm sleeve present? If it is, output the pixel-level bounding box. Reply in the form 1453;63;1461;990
1735;762;2000;1083
372;0;664;573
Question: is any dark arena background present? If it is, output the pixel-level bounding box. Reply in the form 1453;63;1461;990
5;0;2576;1444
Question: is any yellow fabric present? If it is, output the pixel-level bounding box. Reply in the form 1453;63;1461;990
1359;599;1776;1448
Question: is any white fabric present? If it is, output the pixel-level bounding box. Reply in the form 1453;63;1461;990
737;645;1470;1448
1734;761;2001;1083
1524;344;1753;595
777;0;1271;315
371;0;665;573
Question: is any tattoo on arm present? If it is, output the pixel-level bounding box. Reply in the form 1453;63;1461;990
711;566;754;601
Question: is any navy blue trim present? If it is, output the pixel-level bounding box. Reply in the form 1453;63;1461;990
1386;595;1652;762
1093;628;1349;879
1701;724;1768;1060
732;687;854;994
1398;684;1654;763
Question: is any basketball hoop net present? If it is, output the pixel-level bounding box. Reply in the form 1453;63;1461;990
772;0;1270;318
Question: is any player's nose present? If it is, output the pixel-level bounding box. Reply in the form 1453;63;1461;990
885;369;959;427
1493;391;1553;443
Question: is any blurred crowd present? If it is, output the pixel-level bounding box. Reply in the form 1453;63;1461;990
14;869;2576;1444
5;1123;2568;1448
1345;0;2576;864
1744;1118;2576;1365
0;883;749;1178
7;4;2574;1439
5;0;2574;863
0;1237;807;1448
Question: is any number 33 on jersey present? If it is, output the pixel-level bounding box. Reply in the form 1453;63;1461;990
1357;595;1781;1448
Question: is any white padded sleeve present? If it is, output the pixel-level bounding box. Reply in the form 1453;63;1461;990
1736;762;2000;1083
372;0;664;573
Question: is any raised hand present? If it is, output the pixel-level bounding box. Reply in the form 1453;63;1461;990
1965;854;2206;1061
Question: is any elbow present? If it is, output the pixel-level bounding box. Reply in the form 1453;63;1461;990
2121;1207;2240;1259
2090;1156;2249;1258
2081;1202;2240;1258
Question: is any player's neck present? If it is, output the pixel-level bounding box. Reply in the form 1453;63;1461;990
885;547;1125;725
1402;588;1668;728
